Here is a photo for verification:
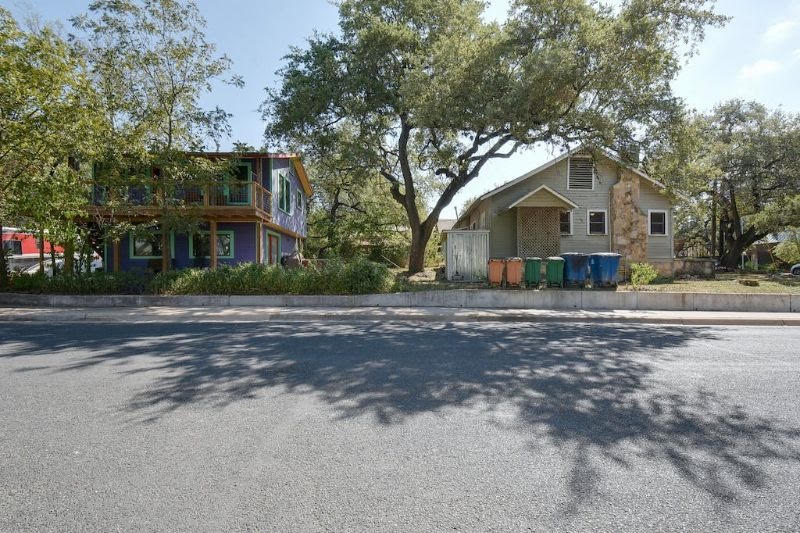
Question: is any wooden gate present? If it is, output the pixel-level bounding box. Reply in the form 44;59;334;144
444;230;490;281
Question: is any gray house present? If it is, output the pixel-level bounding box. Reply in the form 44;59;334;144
453;147;675;273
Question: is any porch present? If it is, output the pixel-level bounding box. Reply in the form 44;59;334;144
507;185;578;258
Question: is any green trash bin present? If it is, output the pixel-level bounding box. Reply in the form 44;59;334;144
524;257;542;288
545;256;565;288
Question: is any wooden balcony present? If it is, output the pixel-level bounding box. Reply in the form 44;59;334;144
89;181;272;222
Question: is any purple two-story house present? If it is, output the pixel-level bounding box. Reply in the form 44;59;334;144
92;152;312;272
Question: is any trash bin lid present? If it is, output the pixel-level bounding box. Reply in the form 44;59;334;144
546;256;564;261
589;252;622;257
506;257;522;261
560;252;588;257
525;257;542;261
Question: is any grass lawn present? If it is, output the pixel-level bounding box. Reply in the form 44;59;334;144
396;268;800;294
617;272;800;294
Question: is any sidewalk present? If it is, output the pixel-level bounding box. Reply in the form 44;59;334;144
1;306;798;326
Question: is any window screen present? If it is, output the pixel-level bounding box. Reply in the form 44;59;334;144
650;211;667;235
559;212;572;235
588;211;606;235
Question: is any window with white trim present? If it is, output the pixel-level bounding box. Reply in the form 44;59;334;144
648;210;668;236
559;211;572;235
587;210;607;235
568;156;594;190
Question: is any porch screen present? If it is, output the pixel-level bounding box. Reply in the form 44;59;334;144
517;207;561;258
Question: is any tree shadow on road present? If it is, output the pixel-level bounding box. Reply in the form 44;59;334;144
3;320;800;508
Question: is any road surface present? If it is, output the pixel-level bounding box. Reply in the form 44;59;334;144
1;321;799;531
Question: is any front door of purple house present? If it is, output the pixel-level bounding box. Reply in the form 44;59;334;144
268;235;279;265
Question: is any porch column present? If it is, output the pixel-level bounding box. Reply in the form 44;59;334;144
209;220;218;270
255;222;263;264
113;240;121;272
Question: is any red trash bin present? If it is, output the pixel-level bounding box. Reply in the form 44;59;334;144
488;258;505;287
505;257;523;287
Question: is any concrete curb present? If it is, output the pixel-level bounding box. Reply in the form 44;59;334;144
1;307;799;327
2;290;798;313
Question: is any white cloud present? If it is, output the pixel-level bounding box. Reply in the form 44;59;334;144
762;19;799;45
738;59;783;80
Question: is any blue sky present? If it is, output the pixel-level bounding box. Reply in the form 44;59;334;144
5;0;800;219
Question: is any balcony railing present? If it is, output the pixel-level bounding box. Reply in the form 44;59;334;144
91;181;272;217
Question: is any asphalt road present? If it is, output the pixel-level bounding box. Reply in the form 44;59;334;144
1;321;799;532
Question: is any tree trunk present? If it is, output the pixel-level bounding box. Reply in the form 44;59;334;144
718;242;747;269
38;228;45;275
710;180;717;257
50;239;58;277
407;220;434;274
0;220;7;288
161;231;170;273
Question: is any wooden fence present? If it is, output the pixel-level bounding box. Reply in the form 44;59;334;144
443;230;490;281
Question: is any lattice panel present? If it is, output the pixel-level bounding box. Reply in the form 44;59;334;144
516;207;561;258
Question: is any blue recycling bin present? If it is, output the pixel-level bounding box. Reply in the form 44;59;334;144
589;253;622;287
561;253;590;287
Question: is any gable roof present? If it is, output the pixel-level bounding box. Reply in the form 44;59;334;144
456;145;663;225
506;184;580;210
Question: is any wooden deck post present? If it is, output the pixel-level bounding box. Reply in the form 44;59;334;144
113;240;121;272
256;222;263;264
210;220;218;270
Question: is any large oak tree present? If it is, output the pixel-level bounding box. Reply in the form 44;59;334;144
647;100;800;267
265;0;725;272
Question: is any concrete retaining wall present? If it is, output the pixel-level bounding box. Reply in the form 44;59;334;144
2;290;798;313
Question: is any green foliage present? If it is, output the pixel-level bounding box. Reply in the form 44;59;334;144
153;260;396;295
9;270;151;294
72;0;241;267
774;230;800;265
630;262;659;288
0;8;99;194
647;100;800;267
265;0;725;271
7;259;397;296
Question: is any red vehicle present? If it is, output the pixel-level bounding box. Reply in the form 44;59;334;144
2;228;63;271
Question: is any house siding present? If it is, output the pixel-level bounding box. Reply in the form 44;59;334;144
638;180;673;259
482;155;673;260
269;158;307;239
111;222;259;271
490;208;517;257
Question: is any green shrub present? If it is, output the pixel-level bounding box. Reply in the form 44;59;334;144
8;271;152;294
151;258;395;295
6;259;397;296
629;262;658;288
774;235;800;265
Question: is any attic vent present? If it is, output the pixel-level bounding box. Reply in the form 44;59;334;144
568;157;593;190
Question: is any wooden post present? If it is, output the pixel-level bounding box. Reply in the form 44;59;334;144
256;222;263;264
210;220;218;270
113;240;121;272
